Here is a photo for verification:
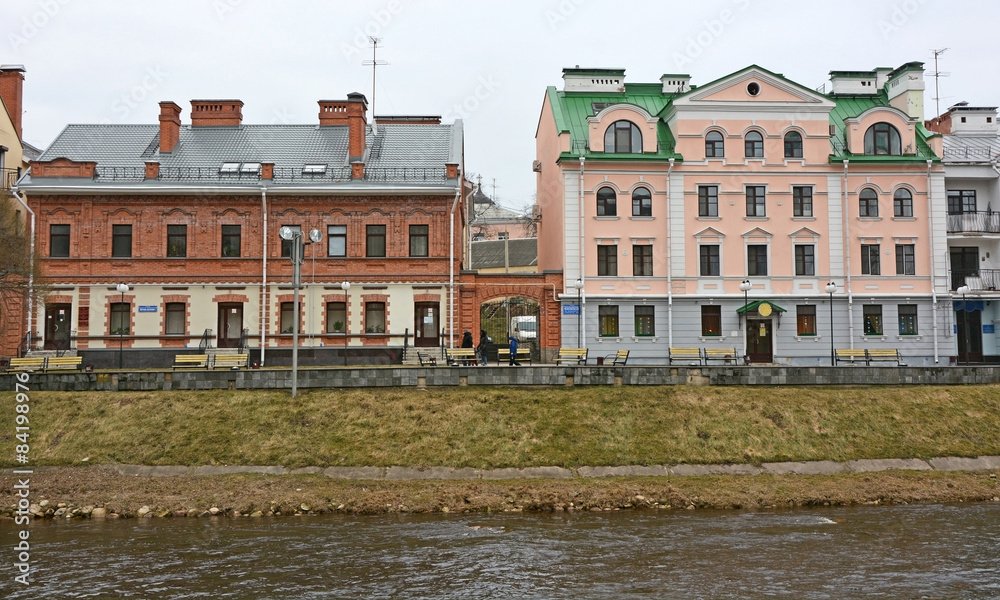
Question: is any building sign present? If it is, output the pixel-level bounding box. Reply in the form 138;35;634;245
138;305;158;313
563;303;580;315
984;324;995;334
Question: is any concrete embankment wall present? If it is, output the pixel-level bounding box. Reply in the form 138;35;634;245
3;365;999;392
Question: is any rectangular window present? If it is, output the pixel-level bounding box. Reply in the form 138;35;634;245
700;245;720;276
794;244;815;276
747;245;768;276
365;302;386;333
632;244;652;277
895;244;915;275
599;305;619;337
947;190;976;215
635;306;655;337
164;302;185;335
796;305;817;336
326;301;347;333
597;245;618;276
280;225;300;258
698;186;718;217
746;186;766;217
863;304;883;336
221;225;241;257
167;224;187;258
280;302;296;333
497;231;509;240
50;224;70;257
701;305;722;337
327;225;347;257
366;225;386;257
112;224;132;258
792;186;813;217
898;304;918;335
110;302;129;334
409;225;429;257
861;244;881;275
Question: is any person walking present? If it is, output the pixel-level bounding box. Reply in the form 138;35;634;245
508;334;521;366
461;329;475;365
477;329;491;366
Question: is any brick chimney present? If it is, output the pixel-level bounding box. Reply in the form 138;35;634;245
318;93;367;162
190;99;244;127
158;101;182;153
0;65;26;140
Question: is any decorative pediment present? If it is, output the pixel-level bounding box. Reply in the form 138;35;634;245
30;157;97;178
788;227;821;240
693;226;726;240
741;226;772;240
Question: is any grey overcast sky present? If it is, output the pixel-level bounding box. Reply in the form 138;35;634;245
6;0;999;210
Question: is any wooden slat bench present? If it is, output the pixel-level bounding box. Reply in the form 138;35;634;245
417;352;438;367
555;348;588;366
866;348;906;366
212;354;248;369
604;350;629;366
8;357;46;372
45;356;83;371
703;348;740;364
834;349;869;365
445;348;478;366
497;348;532;365
668;347;702;365
173;354;209;369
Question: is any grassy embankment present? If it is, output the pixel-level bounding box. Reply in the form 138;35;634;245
1;386;998;515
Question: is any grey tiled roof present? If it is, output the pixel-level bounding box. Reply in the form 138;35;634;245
470;238;538;270
941;133;1000;163
25;120;463;188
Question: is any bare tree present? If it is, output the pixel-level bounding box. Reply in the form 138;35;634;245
0;198;44;343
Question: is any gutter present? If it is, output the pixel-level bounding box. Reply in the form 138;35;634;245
449;182;462;349
578;157;586;345
926;160;939;363
259;186;268;366
11;188;35;353
665;158;675;348
842;160;855;349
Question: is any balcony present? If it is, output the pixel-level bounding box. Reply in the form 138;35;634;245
950;269;1000;292
2;168;18;191
947;211;1000;235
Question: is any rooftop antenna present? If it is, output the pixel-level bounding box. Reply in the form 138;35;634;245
930;48;950;118
491;178;502;205
363;37;388;134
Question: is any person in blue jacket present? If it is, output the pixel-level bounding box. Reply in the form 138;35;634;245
508;335;521;366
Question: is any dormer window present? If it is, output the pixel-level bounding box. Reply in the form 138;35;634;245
302;164;327;175
864;122;901;155
220;162;240;174
604;120;641;154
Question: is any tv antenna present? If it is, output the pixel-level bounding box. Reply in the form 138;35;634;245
363;37;388;134
930;48;950;118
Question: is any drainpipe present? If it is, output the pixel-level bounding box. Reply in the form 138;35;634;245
926;160;940;363
11;189;35;353
259;186;268;366
842;160;855;348
665;158;675;348
578;157;586;345
449;184;461;348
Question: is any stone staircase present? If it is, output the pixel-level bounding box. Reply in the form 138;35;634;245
401;347;439;366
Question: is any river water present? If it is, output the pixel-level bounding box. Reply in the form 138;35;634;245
4;503;999;598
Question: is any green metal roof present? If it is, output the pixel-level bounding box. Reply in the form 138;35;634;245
826;91;939;163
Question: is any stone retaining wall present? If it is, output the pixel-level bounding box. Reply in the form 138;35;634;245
3;365;999;392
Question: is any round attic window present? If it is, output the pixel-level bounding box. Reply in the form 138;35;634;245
746;82;761;96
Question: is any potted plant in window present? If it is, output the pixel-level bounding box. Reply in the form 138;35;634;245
333;321;344;333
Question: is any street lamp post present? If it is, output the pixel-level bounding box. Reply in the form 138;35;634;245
825;281;837;366
341;281;350;366
279;226;322;398
575;278;583;347
739;280;752;357
116;282;129;370
957;284;971;366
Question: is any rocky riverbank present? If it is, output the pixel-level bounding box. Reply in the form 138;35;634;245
3;465;998;519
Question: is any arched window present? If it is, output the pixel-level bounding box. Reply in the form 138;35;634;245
893;188;913;217
864;122;901;155
783;131;803;158
705;130;725;157
859;188;879;217
632;187;652;217
597;187;617;216
745;130;764;158
604;120;642;154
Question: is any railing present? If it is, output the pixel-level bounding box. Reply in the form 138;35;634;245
571;140;589;154
942;146;1000;160
238;328;249;354
947;211;1000;234
2;168;19;190
198;328;214;351
92;166;450;184
950;269;1000;291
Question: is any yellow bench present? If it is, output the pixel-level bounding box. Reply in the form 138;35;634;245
603;350;629;366
668;348;702;365
703;348;740;364
555;348;588;366
173;354;209;369
212;354;248;369
9;357;46;371
445;348;478;366
497;348;532;365
45;356;83;371
866;349;905;366
835;349;868;365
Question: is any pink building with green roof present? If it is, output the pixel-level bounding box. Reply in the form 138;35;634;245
535;62;968;365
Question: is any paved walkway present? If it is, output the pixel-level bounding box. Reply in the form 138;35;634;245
100;456;1000;480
